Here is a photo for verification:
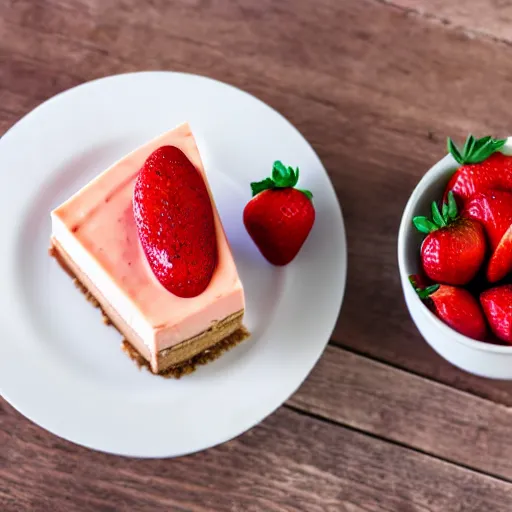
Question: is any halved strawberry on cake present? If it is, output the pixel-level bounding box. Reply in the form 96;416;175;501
50;123;248;377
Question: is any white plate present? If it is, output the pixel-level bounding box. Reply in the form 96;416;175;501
0;72;346;457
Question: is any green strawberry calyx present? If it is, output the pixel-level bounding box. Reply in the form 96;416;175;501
412;191;458;234
447;134;506;165
250;161;313;199
409;276;440;300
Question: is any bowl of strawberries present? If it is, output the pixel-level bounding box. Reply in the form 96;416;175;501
398;134;512;378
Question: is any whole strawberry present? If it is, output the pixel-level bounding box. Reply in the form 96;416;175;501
413;192;486;285
243;161;315;266
133;145;217;298
464;189;512;283
410;278;487;340
444;134;510;205
481;285;512;343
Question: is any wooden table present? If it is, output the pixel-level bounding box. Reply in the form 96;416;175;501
3;1;512;510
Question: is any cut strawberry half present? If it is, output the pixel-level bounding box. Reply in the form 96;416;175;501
464;189;512;282
133;145;218;298
481;285;512;343
487;225;512;283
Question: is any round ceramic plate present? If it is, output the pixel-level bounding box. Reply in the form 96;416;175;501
0;72;347;457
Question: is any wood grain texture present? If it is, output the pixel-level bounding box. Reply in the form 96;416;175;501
3;401;512;512
290;345;512;481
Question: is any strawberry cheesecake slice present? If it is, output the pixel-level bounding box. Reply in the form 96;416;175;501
50;123;248;377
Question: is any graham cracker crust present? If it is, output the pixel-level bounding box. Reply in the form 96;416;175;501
121;327;249;379
49;243;249;378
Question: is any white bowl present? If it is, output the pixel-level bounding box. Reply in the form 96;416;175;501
398;139;512;379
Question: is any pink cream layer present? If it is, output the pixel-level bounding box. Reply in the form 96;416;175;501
52;123;245;355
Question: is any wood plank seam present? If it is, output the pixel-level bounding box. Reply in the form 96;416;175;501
4;402;512;511
327;339;508;406
288;343;512;481
284;403;512;485
371;0;512;49
328;340;512;414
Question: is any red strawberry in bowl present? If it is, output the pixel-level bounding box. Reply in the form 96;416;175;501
444;135;512;206
398;134;512;378
480;285;512;343
410;278;487;340
243;161;315;266
413;191;486;285
133;145;217;298
464;189;512;282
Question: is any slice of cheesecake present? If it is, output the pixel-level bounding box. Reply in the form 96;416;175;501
50;123;247;377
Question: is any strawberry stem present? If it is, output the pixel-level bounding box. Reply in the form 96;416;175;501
409;276;440;300
447;134;506;165
431;201;446;227
299;189;313;200
447;190;457;220
250;160;313;199
250;178;275;196
413;191;458;234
